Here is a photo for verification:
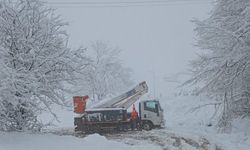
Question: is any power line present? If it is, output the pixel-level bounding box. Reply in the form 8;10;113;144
47;0;212;8
49;0;209;5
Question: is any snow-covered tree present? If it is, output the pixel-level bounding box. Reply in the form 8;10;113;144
0;0;88;131
187;0;250;132
77;41;133;102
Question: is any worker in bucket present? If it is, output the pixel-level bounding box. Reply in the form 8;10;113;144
130;104;139;130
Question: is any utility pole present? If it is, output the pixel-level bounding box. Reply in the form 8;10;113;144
153;70;156;98
148;69;156;98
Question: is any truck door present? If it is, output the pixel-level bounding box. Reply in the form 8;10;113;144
141;101;162;126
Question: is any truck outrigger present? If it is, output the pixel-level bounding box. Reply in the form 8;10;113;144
73;81;164;133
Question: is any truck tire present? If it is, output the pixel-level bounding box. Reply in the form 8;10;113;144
142;121;153;131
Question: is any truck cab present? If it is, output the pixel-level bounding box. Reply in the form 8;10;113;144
139;99;165;130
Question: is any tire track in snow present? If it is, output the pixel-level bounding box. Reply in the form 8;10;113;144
43;128;222;150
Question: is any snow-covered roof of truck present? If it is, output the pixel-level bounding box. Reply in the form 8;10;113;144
141;99;160;102
85;107;126;112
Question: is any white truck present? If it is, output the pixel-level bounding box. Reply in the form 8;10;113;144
73;81;165;133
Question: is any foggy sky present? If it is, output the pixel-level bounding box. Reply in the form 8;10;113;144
47;0;213;97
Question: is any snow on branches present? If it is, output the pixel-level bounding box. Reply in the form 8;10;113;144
0;0;88;131
188;0;250;132
76;41;134;102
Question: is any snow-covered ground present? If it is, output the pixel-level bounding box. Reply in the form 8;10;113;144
1;95;250;150
39;95;250;149
0;132;161;150
161;95;250;150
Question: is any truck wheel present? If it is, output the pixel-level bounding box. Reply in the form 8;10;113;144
142;122;152;131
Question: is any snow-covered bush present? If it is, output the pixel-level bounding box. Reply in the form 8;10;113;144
0;0;88;131
187;0;250;132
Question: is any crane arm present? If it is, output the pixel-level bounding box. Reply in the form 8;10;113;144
92;81;148;109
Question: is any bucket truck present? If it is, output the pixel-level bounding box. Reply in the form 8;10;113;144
73;81;165;133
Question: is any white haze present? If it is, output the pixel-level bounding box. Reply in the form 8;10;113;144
47;0;213;97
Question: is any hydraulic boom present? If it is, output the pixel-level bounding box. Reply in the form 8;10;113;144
92;81;148;109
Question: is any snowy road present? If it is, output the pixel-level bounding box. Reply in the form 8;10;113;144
105;129;222;150
44;128;222;150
